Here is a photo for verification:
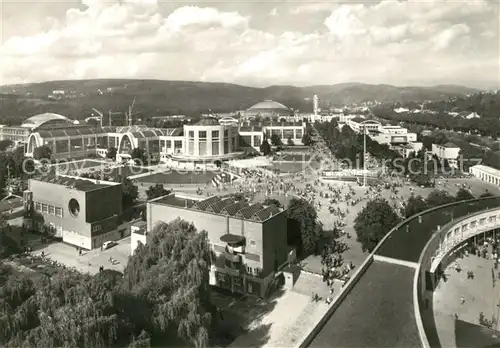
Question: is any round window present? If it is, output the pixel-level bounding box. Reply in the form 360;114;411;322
68;198;80;217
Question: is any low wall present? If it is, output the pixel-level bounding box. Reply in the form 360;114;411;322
298;254;375;348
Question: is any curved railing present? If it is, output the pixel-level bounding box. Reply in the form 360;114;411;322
300;195;500;348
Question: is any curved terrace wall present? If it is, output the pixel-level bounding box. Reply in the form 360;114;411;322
300;196;500;348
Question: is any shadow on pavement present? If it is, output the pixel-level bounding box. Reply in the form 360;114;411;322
455;319;500;348
210;288;284;347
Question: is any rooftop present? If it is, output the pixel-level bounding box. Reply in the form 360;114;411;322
22;113;74;129
152;193;283;222
247;100;290;111
33;174;116;192
471;164;500;177
437;142;460;149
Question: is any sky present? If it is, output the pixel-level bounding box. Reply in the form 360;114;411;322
0;0;499;88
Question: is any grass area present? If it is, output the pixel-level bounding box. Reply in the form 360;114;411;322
309;261;420;348
271;162;308;173
376;196;500;263
53;159;106;172
135;171;217;184
276;154;311;161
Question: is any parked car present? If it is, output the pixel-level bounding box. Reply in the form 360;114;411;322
102;241;117;250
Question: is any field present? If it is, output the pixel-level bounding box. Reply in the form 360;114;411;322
134;170;217;184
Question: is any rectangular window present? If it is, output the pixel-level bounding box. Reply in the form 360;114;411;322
199;141;207;156
212;130;219;138
42;204;48;213
49;205;55;215
212;141;219;156
174;140;182;149
55;207;63;217
35;202;41;211
224;130;229;137
253;136;261;147
166;140;172;148
189;131;194;138
199;131;207;139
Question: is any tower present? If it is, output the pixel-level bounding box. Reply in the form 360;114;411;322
313;94;319;115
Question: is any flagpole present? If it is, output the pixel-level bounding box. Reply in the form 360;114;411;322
363;127;367;187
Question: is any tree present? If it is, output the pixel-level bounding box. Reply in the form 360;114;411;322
455;188;475;201
0;218;217;348
131;148;147;165
354;198;401;252
0;140;14;152
287;137;294;146
106;147;117;160
146;183;171;200
270;134;282;147
287;198;322;256
123;218;215;347
404;195;428;218
302;132;313;147
259;140;271;156
263;198;282;208
426;190;455;208
33;145;52;160
120;177;139;207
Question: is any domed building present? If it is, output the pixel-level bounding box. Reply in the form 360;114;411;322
245;100;293;118
21;113;75;130
0;113;78;148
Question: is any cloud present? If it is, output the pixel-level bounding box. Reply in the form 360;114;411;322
0;0;498;87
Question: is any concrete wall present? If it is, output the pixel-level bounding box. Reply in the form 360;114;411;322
29;179;90;237
85;184;122;223
131;231;147;255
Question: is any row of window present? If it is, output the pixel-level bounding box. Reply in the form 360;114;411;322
161;140;183;149
34;201;63;218
188;130;230;139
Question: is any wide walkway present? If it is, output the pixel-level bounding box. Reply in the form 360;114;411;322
227;272;331;348
308;261;421;348
434;252;500;347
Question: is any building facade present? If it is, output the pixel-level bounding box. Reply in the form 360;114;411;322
431;143;461;168
26;174;124;249
469;165;500;187
145;193;289;297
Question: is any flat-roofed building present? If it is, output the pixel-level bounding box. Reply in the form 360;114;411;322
432;142;461;168
469;165;500;187
146;192;289;297
25;174;123;249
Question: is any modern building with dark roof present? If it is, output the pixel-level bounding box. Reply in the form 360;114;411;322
25;174;124;250
146;192;289;297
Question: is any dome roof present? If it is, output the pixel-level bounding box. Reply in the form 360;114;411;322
248;100;290;111
22;113;73;129
195;118;221;126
